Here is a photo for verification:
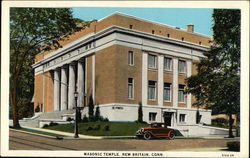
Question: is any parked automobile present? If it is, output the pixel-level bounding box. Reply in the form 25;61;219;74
136;122;175;140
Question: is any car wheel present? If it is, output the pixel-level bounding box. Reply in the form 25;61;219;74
143;133;152;140
169;131;175;140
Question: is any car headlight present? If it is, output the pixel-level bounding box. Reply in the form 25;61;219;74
140;128;144;132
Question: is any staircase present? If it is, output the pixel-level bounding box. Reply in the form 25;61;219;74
16;110;75;128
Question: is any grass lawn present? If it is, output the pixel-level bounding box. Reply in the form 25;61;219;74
44;121;149;136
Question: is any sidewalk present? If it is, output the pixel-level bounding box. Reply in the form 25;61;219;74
14;126;102;139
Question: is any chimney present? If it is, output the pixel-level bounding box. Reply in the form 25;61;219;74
187;24;194;32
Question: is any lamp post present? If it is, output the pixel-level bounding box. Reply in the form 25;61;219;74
74;91;79;138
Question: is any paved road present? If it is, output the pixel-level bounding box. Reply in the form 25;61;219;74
9;130;237;151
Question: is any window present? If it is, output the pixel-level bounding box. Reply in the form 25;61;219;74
129;25;133;29
179;114;186;123
181;37;184;41
128;78;134;99
148;54;156;69
178;60;186;73
149;112;157;121
167;34;170;38
199;41;202;45
178;85;186;103
148;81;156;100
152;30;155;34
164;57;172;71
128;51;134;65
164;83;171;101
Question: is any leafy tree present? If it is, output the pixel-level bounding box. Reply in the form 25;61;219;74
10;8;87;127
88;95;94;120
137;102;143;123
186;9;240;138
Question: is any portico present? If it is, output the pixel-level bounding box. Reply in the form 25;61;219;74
52;58;86;111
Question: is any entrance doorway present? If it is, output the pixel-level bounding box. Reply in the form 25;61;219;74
163;112;173;126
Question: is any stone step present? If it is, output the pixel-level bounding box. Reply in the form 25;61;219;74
16;110;75;128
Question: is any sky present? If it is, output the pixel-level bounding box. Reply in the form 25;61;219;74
72;7;213;36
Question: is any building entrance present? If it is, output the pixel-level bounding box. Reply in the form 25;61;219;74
163;112;174;126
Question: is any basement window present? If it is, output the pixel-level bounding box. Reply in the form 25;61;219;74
129;25;133;29
179;114;186;123
167;34;170;38
181;37;184;41
149;112;157;121
199;41;202;45
152;30;155;34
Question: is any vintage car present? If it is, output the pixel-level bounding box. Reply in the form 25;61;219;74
135;122;175;140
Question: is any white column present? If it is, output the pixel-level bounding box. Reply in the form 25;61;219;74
53;68;60;111
77;59;85;107
92;54;95;102
158;55;164;106
186;60;192;108
68;62;76;109
60;65;68;110
173;58;178;107
141;51;148;105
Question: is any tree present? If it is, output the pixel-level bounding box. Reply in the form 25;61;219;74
137;102;143;123
186;9;240;138
88;95;94;120
10;8;86;127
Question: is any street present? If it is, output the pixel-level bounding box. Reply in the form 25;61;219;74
9;130;237;151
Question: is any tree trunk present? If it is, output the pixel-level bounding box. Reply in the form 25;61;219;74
228;113;234;138
10;77;20;128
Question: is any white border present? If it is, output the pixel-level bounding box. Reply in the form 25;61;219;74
1;1;249;158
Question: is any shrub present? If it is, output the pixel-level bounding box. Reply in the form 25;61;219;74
43;124;49;128
35;105;40;112
49;122;58;126
94;106;101;120
89;116;96;122
94;125;101;130
86;126;93;131
82;115;89;122
88;95;94;119
212;118;228;125
173;129;183;136
103;117;109;122
66;117;73;122
227;141;240;151
137;102;143;123
104;125;110;131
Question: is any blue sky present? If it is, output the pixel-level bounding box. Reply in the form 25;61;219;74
72;7;213;36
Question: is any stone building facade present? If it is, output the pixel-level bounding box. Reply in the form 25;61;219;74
33;12;212;127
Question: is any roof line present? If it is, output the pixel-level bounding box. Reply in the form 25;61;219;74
98;11;212;38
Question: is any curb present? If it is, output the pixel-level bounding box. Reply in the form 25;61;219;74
103;136;136;139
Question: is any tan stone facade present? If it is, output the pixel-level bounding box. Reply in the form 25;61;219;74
33;12;212;125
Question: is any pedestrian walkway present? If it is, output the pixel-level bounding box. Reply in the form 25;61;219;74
20;126;102;139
